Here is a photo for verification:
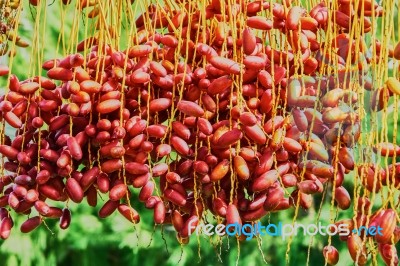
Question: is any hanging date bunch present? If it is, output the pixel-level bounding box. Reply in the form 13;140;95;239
0;0;399;265
0;0;29;56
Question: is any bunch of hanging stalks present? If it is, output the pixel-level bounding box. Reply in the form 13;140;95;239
0;0;399;265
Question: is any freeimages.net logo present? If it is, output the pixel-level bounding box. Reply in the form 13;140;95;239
188;221;383;241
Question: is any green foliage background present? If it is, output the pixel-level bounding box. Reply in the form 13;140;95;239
0;1;398;266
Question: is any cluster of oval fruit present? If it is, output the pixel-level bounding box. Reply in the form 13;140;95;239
0;0;399;265
0;0;30;56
